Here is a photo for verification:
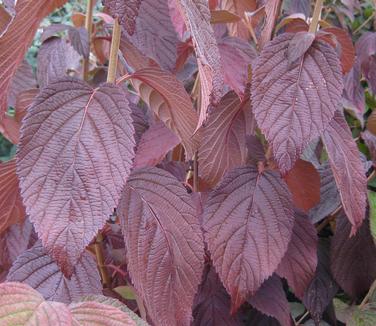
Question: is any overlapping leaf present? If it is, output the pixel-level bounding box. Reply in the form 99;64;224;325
248;275;292;326
193;265;242;326
129;67;198;158
103;0;142;35
252;33;343;173
0;282;136;325
0;159;25;235
321;110;367;234
259;0;282;49
202;166;294;311
284;159;320;212
276;210;318;298
0;0;67;120
303;239;338;324
37;38;81;88
7;242;102;303
17;77;135;276
175;0;223;128
198;90;251;187
118;167;205;326
331;214;376;299
133;121;180;169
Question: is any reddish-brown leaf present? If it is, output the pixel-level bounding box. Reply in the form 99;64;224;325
193;265;242;326
303;239;338;324
203;166;294;312
37;38;81;88
252;33;343;173
198;91;251;187
259;0;281;49
321;110;367;234
276;210;318;298
0;0;68;120
0;159;25;235
17;78;135;276
7;242;102;303
129;67;198;158
103;0;142;35
175;0;224;128
218;36;257;97
284;159;320;212
248;275;292;326
118;167;205;326
318;27;355;74
331;214;376;299
133;121;180;169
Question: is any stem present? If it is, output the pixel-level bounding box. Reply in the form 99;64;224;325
83;0;94;81
94;233;111;287
107;17;121;84
295;310;309;325
309;0;324;33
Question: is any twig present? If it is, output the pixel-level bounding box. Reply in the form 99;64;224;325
94;233;111;287
83;0;94;81
295;310;309;325
309;0;324;33
107;17;121;83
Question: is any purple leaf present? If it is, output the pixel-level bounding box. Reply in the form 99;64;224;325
303;239;338;324
17;77;135;276
248;275;292;326
252;33;343;173
133;121;180;169
321;110;367;234
118;167;205;326
175;0;224;128
193;265;242;326
331;214;376;299
198;90;251;188
202;166;294;312
103;0;142;35
276;210;318;299
287;32;315;65
7;242;102;304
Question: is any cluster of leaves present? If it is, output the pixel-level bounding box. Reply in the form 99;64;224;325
1;0;376;325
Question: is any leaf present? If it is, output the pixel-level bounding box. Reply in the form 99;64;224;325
287;32;315;65
331;214;376;299
129;67;198;158
69;301;136;325
276;210;318;299
118;167;205;326
103;0;142;35
175;0;224;128
202;166;294;312
283;0;310;16
303;239;338;324
5;219;35;263
259;0;281;49
125;0;179;71
133;121;180;169
308;163;341;224
0;0;68;120
284;159;320;212
318;27;355;74
0;159;25;235
7;242;102;303
321;110;367;234
37;38;81;88
113;286;137;300
210;10;241;24
167;0;187;39
369;191;376;242
248;275;292;326
17;77;135;276
193;265;242;326
79;295;149;326
218;36;257;97
0;282;136;325
252;33;343;173
348;303;376;326
0;282;70;325
363;130;376;163
198;91;251;187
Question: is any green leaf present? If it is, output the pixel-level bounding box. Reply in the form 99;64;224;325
348;303;376;326
114;286;137;300
368;191;376;242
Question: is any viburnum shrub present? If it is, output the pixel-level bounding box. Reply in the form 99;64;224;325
1;0;376;325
